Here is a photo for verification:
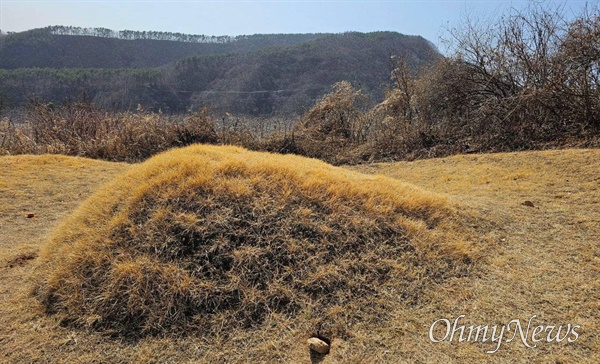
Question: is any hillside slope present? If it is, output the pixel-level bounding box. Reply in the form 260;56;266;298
0;28;324;69
165;32;440;115
1;149;598;363
0;30;441;115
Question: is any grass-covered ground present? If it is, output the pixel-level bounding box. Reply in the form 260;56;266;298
1;149;598;363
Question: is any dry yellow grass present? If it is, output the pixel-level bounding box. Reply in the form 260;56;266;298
0;155;129;257
352;149;600;362
1;148;598;363
34;145;476;341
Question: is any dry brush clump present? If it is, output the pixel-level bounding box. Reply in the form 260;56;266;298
433;4;600;149
292;81;375;164
347;4;600;161
364;57;458;160
0;101;297;162
34;144;477;339
0;101;220;161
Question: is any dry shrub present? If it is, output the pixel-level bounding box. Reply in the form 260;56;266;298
215;117;260;149
362;58;462;161
554;12;600;128
0;116;33;155
172;108;219;146
1;101;221;161
434;4;600;149
294;81;373;164
34;144;477;338
365;4;600;159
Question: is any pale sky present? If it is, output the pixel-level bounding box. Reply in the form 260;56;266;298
0;1;594;50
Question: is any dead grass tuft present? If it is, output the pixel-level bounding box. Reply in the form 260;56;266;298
33;144;477;339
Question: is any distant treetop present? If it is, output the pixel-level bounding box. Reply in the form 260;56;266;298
44;25;236;43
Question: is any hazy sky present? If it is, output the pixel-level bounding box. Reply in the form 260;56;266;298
0;1;594;49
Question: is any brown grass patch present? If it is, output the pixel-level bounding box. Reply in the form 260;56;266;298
33;144;478;339
351;149;600;362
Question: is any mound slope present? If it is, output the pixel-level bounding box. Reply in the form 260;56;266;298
34;145;475;338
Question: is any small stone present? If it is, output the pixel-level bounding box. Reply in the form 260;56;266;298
307;337;330;354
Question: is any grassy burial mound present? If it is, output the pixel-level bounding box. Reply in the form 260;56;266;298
33;144;477;339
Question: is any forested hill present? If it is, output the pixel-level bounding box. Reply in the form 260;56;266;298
167;32;441;115
0;27;442;116
0;26;325;69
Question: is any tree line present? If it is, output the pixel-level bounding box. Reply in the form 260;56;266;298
45;26;236;43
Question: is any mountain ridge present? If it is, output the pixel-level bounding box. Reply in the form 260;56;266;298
0;27;442;116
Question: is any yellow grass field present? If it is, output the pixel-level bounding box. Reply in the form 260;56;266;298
1;149;599;363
